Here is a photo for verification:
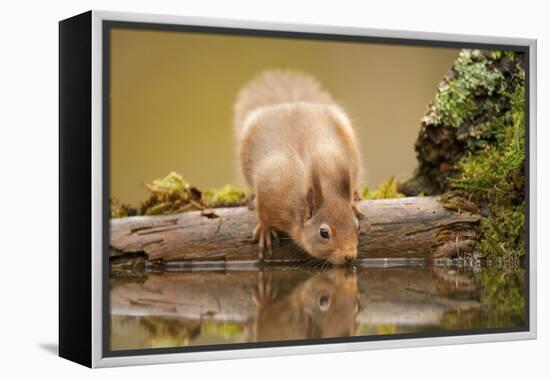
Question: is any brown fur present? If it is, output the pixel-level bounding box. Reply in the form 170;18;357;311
234;70;364;264
253;269;361;341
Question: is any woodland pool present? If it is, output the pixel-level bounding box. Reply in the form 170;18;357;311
110;259;526;351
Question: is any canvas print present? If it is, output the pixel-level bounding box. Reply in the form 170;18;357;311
107;25;527;353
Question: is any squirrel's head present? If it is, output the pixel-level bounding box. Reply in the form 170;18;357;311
300;166;363;265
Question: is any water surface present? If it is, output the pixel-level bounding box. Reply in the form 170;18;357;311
110;260;525;351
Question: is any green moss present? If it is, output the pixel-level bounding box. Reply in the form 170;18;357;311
110;172;247;217
140;172;202;216
404;49;526;258
449;82;525;196
477;206;525;257
432;50;503;129
202;185;247;207
110;198;136;218
440;191;479;214
404;49;525;196
447;58;526;257
362;177;405;200
145;171;190;198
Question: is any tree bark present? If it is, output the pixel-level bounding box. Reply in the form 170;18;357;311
110;196;480;264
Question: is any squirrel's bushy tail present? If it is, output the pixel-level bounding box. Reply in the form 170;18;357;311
233;70;334;134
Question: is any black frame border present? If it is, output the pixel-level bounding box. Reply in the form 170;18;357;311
101;20;531;359
59;11;93;367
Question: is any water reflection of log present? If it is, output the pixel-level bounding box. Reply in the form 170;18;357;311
110;267;480;330
356;268;479;327
111;196;480;264
111;272;259;322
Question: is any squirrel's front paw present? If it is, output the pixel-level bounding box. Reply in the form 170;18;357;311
253;271;276;306
252;224;278;260
352;203;365;220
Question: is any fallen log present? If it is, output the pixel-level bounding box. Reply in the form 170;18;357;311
110;196;480;263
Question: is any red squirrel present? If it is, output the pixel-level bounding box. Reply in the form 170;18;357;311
234;70;364;265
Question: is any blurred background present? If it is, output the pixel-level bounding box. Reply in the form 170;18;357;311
110;28;459;205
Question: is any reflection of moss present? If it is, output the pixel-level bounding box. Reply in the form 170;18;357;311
440;267;525;329
358;323;437;336
111;172;247;218
479;267;525;327
440;307;482;330
110;316;248;350
110;316;201;349
405;49;526;258
362;177;404;200
141;317;197;348
202;321;245;338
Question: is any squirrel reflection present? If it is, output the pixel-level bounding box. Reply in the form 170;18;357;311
252;269;361;341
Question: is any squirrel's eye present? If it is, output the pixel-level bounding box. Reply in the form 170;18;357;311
320;227;330;239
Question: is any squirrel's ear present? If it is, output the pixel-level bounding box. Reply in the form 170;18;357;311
312;169;323;207
306;188;314;219
306;169;323;219
339;168;352;201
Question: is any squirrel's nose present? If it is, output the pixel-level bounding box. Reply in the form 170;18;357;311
344;254;354;263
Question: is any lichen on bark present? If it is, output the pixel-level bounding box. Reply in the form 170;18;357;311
402;49;526;257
